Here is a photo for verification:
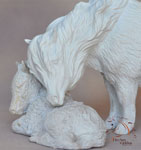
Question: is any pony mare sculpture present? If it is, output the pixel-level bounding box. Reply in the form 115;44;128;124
24;0;141;135
9;62;106;149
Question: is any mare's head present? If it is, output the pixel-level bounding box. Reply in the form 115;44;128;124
26;0;123;106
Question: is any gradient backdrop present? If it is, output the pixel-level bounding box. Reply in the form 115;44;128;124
0;0;141;149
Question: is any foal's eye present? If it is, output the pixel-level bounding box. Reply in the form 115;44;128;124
16;81;26;88
16;84;23;88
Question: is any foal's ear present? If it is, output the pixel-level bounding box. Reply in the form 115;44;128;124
24;39;31;44
16;60;28;73
16;61;19;66
16;61;21;71
21;60;29;72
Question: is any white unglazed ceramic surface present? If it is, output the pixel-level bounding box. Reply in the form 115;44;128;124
10;62;106;149
26;0;141;134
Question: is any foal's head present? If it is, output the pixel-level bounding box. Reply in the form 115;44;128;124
9;61;41;115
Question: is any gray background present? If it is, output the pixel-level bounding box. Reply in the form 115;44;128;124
0;0;141;149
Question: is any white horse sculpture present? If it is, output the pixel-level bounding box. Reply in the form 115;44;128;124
9;62;106;149
25;0;141;135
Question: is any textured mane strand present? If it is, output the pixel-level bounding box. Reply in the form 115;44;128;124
27;0;129;89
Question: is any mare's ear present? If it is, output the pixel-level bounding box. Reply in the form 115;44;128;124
24;39;31;44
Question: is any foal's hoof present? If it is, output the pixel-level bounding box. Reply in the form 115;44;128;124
29;136;38;143
12;120;22;133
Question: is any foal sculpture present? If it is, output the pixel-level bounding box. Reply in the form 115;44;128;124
9;62;106;149
24;0;141;135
